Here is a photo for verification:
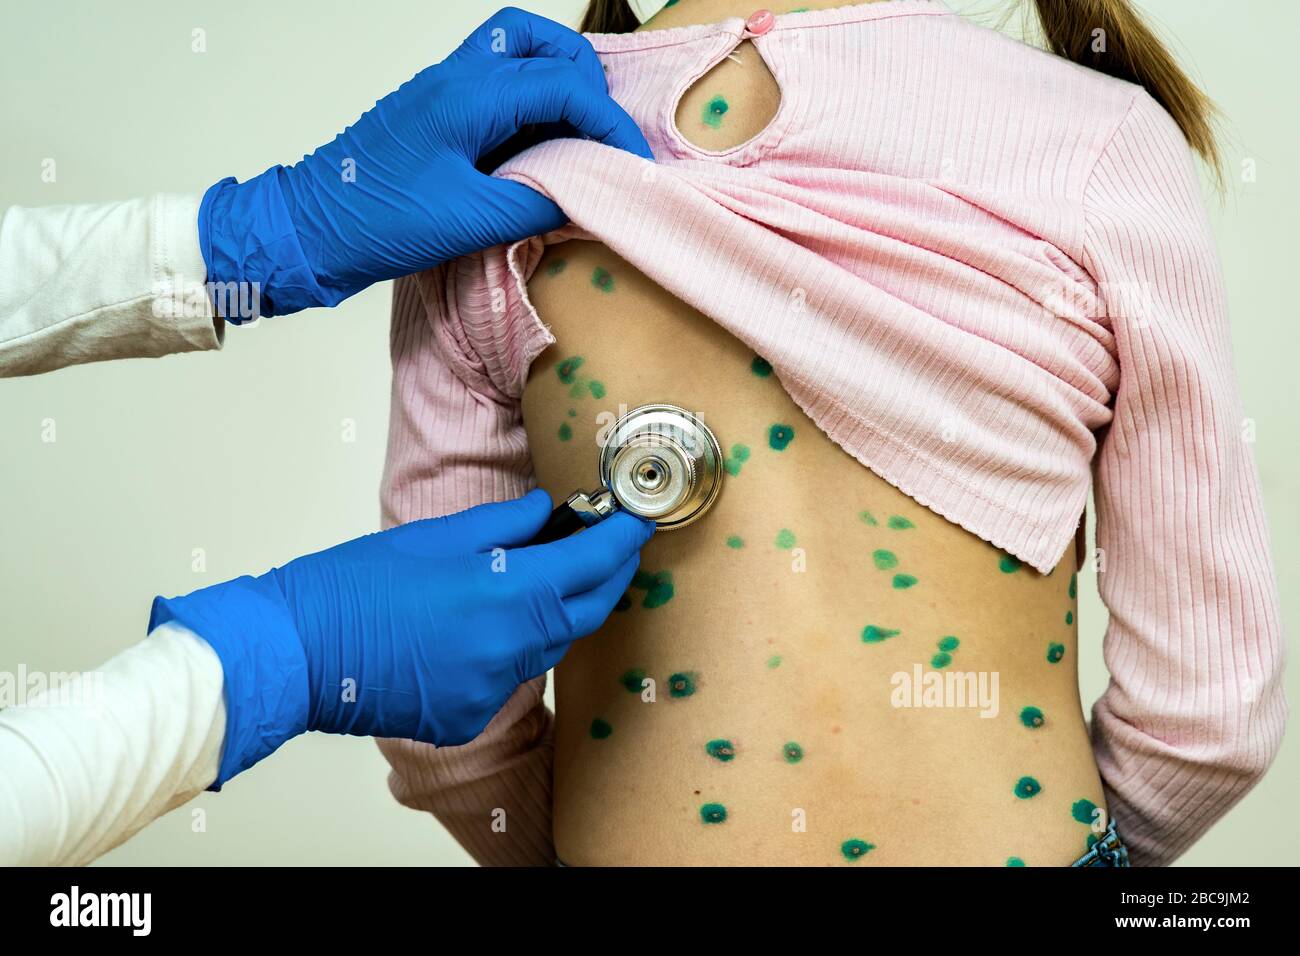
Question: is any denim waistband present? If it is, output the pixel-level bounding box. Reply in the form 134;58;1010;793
556;819;1133;867
1071;819;1131;867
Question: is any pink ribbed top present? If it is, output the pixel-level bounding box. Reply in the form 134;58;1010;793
376;1;1285;866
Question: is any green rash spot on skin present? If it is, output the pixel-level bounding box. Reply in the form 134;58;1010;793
700;803;727;824
1069;573;1077;599
619;669;646;694
1086;833;1101;850
768;423;795;450
668;672;696;698
545;258;567;277
1072;799;1099;825
725;535;744;549
723;443;751;476
1047;642;1066;664
631;569;674;608
999;554;1022;573
590;718;612;740
1065;611;1074;625
937;636;960;653
588;380;606;399
751;356;773;377
859;510;879;526
861;625;900;644
591;266;615;293
841;839;875;861
705;739;736;762
766;655;782;669
1006;857;1026;867
783;742;805;764
775;529;797;550
703;95;729;129
931;652;952;669
887;515;915;530
1014;776;1042;799
556;356;584;384
892;574;918;590
872;549;898;570
558;423;572;441
1020;706;1045;728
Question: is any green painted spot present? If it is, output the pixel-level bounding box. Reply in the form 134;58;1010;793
705;739;736;762
768;423;795;451
703;95;729;129
724;443;751;476
1047;643;1065;664
937;636;960;653
892;574;918;590
567;408;577;417
1014;776;1042;800
558;422;572;441
1065;610;1074;625
1020;706;1045;728
1072;799;1099;825
841;839;875;861
545;258;567;277
668;672;696;698
766;655;783;669
783;742;804;764
872;549;898;570
931;652;952;669
1068;573;1077;599
700;802;727;824
591;266;615;293
887;515;915;530
619;668;647;694
775;528;797;550
590;718;612;740
999;554;1022;574
750;355;773;377
588;380;606;399
859;510;879;526
861;625;900;644
556;356;584;384
1006;857;1026;867
631;569;674;608
725;535;744;549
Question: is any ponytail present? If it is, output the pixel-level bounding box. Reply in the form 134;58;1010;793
1031;0;1221;177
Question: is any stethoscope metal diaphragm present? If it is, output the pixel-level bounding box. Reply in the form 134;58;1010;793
530;403;723;544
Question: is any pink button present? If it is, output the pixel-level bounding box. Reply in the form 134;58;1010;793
745;9;775;36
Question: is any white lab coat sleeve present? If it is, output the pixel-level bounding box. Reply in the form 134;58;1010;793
0;623;227;866
0;194;222;377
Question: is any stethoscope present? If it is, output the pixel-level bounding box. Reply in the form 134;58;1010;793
529;404;724;545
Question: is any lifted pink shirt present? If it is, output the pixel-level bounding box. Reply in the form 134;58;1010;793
376;1;1285;866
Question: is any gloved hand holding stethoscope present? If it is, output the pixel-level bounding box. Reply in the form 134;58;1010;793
161;7;662;783
0;6;669;864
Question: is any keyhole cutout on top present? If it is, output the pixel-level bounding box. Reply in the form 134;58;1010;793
674;40;782;153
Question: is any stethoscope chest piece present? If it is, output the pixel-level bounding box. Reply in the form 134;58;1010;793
599;404;722;530
529;403;723;545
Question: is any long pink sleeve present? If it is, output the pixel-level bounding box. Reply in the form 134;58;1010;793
377;270;559;866
1083;91;1287;866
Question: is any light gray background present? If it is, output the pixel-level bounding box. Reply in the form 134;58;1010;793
0;0;1294;865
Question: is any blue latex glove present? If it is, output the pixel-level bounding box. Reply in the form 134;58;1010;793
199;7;652;320
149;490;653;787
